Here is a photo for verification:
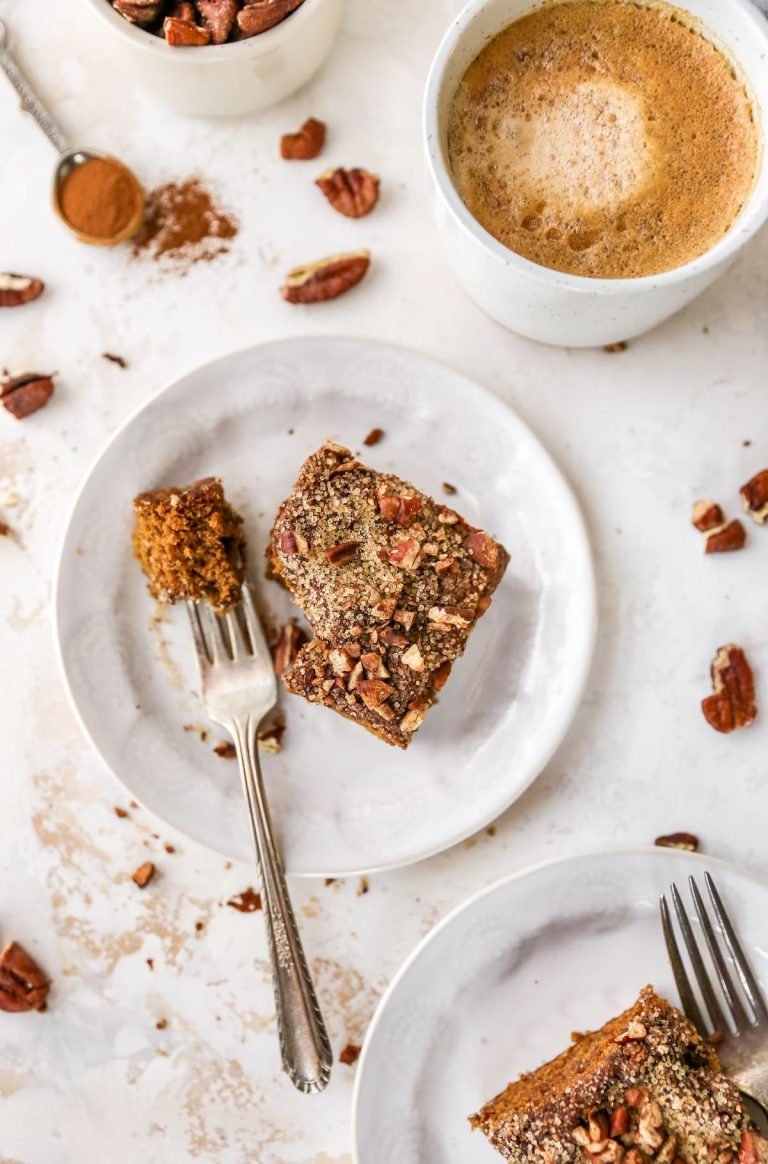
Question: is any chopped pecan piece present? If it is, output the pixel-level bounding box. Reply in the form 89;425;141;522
213;740;236;758
279;528;309;555
356;678;394;710
194;0;237;41
238;0;303;36
227;887;262;912
609;1107;630;1137
428;604;474;629
363;427;385;447
702;644;757;733
705;518;746;553
401;643;424;672
1;372;55;419
387;538;420;569
464;530;500;569
258;715;285;753
603;341;627;352
432;660;452;691
371;595;397;622
326;540;360;566
740;1129;768;1163
741;470;768;525
655;831;699;851
131;861;155;888
692;498;724;532
274;622;307;675
281;116;326;160
0;273;44;308
0;941;50;1013
379;626;409;647
316;167;380;218
281;250;370;304
339;1041;361;1065
102;352;128;368
163;16;211;43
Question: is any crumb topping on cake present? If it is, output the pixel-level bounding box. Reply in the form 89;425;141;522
471;987;758;1163
267;443;509;747
132;477;245;612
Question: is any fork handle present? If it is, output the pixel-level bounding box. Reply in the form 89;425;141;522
230;715;332;1093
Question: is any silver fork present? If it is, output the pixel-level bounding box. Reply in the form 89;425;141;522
186;584;332;1094
660;872;768;1107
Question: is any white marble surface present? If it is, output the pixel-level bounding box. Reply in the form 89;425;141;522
0;0;767;1161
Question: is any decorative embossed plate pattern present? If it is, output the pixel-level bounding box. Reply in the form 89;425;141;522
353;848;768;1163
55;338;595;875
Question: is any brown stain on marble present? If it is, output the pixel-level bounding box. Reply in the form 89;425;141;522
311;957;381;1045
31;764;217;974
0;1065;30;1098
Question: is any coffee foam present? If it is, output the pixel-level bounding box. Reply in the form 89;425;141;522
447;0;759;278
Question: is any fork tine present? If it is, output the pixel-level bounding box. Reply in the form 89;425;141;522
224;606;250;661
671;883;729;1038
186;601;211;668
705;873;768;1023
688;876;751;1030
240;582;269;657
661;893;708;1036
199;603;229;664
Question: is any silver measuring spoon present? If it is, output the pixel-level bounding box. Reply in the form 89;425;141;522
0;20;144;246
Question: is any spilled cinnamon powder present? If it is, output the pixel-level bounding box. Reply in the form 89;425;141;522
132;179;238;270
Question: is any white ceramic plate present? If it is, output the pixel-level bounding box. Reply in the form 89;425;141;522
55;338;595;875
353;847;768;1162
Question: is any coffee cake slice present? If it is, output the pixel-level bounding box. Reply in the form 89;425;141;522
267;442;509;748
133;477;245;612
471;986;767;1163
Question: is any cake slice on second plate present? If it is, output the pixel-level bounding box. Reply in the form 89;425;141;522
470;985;768;1163
267;442;509;748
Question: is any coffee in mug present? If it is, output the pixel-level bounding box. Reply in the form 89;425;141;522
447;0;759;278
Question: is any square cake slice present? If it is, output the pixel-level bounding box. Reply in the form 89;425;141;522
470;985;767;1163
267;442;509;748
132;477;245;612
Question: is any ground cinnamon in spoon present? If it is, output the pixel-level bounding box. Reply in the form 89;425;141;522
58;157;143;242
132;178;238;271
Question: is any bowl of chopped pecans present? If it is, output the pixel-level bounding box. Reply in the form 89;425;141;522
84;0;343;117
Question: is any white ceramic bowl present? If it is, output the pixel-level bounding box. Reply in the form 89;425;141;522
424;0;768;347
83;0;343;117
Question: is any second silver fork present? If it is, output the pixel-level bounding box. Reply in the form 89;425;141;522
187;585;332;1094
661;871;768;1110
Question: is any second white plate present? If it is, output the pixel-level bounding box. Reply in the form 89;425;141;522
353;847;768;1162
55;338;595;875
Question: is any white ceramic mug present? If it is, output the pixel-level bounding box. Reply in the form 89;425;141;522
424;0;768;347
83;0;343;118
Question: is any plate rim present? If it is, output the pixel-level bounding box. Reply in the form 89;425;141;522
351;844;768;1160
53;335;598;876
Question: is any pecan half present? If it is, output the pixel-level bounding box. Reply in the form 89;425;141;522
316;167;380;218
705;518;746;553
0;941;50;1013
692;499;724;532
0;273;44;308
326;540;360;566
163;15;211;42
464;530;499;569
237;0;303;36
281;117;326;160
113;0;163;24
281;250;370;304
1;373;55;419
363;427;384;447
741;470;768;525
194;0;237;41
274;623;307;675
702;644;757;733
655;831;699;851
131;861;155;888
